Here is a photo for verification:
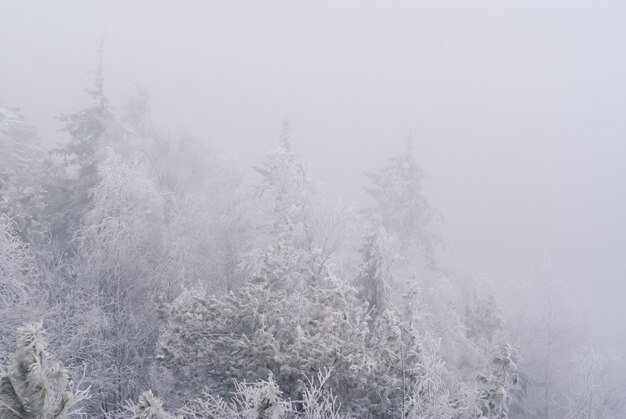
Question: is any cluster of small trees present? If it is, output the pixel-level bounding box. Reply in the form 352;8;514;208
1;69;625;418
0;322;346;419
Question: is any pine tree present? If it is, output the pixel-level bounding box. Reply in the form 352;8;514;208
0;106;48;243
0;323;86;418
354;220;398;313
365;139;440;264
52;42;114;242
57;41;109;191
243;132;318;286
253;132;315;250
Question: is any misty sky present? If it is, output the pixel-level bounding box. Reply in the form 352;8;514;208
1;1;626;349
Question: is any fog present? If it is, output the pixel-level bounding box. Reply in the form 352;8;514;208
1;1;625;417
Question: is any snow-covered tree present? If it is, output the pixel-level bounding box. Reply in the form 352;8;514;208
405;336;480;419
252;140;316;251
0;215;40;366
154;268;371;413
246;134;359;293
181;375;290;419
364;309;421;417
155;248;448;418
0;323;88;418
565;345;626;419
70;152;168;413
365;140;441;264
242;144;322;293
294;369;350;419
465;295;504;347
122;391;177;419
477;342;520;419
160;136;250;294
0;106;49;243
56;42;111;179
53;46;113;242
503;258;587;418
52;51;157;245
354;219;399;313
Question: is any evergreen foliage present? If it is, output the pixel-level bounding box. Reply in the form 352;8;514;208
0;107;49;243
154;267;372;414
477;342;519;419
0;215;40;366
0;323;86;419
1;72;622;418
365;140;440;262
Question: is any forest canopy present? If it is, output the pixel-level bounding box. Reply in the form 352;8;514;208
0;66;625;418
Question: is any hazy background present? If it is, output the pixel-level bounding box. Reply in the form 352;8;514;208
1;1;625;350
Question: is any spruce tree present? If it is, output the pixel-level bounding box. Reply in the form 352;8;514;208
52;42;113;242
365;139;440;263
253;129;315;249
